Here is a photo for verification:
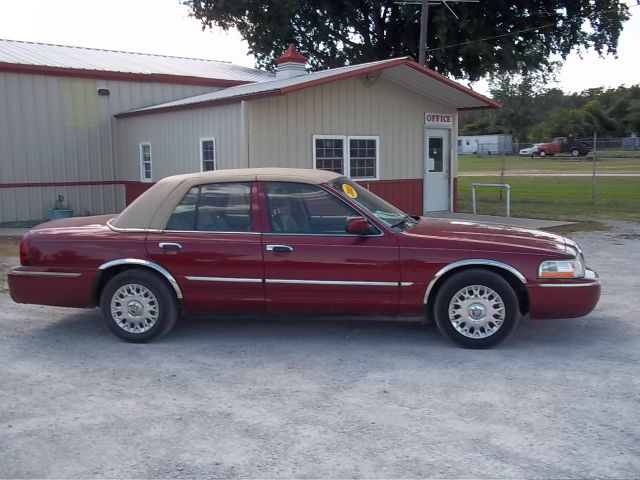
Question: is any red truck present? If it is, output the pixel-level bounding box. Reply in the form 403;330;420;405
535;137;591;157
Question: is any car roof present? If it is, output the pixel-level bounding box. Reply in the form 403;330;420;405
110;168;343;230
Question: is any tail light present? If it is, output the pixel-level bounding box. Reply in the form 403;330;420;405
19;237;30;266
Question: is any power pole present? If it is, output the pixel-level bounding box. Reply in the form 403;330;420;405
418;0;429;65
397;1;479;67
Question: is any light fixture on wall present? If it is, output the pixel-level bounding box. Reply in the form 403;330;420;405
363;72;381;86
97;87;111;96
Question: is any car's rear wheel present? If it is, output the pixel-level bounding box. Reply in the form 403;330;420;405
100;270;178;342
434;269;520;348
571;148;580;157
539;150;546;157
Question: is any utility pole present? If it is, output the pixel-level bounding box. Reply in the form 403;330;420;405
418;0;429;65
396;1;479;67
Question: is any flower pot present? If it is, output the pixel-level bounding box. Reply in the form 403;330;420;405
48;208;74;220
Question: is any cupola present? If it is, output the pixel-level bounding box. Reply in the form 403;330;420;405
275;44;308;80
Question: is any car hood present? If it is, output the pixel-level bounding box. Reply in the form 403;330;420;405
401;217;568;255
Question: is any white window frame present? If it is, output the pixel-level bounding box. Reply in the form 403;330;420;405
347;135;379;180
199;137;216;172
139;142;152;183
312;134;379;181
312;134;347;177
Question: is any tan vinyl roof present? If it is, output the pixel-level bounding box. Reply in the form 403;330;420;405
110;168;342;230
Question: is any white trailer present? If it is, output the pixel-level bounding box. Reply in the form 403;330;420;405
458;134;513;155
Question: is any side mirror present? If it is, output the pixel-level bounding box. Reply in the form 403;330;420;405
345;216;375;236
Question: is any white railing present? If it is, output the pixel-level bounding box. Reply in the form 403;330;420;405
472;183;511;217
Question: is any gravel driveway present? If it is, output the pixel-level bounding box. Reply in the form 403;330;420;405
1;221;639;478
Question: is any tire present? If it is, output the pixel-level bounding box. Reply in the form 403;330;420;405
100;269;179;342
539;150;546;157
433;269;520;348
571;148;580;157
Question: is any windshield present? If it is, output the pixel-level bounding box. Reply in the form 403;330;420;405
329;178;415;229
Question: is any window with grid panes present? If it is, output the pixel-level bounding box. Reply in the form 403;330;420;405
314;137;344;174
201;139;215;171
140;143;152;182
349;138;377;178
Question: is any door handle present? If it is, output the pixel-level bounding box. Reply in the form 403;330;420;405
266;244;294;253
159;242;182;251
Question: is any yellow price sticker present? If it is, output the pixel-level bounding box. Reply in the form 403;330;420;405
342;183;358;198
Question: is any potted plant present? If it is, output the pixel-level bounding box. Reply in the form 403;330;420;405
48;195;74;220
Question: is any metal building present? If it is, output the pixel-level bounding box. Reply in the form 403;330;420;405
0;39;272;222
1;40;499;222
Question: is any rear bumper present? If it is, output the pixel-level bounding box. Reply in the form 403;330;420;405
8;267;96;308
528;269;600;319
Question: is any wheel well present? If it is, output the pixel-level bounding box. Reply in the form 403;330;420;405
94;265;179;306
425;265;530;320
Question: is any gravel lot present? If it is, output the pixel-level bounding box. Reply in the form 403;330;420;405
1;221;639;479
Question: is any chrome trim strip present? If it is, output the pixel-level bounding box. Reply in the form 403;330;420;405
9;270;81;278
161;229;261;235
400;282;414;287
185;276;262;283
538;280;600;288
423;259;527;304
263;232;383;237
106;219;163;234
98;258;183;299
265;279;398;287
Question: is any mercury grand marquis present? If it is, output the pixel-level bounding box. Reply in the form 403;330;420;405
8;168;600;348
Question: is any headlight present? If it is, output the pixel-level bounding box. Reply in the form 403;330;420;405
539;256;585;279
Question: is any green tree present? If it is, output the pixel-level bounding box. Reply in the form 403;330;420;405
183;0;630;81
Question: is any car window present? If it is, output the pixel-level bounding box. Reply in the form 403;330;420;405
265;182;357;234
165;182;251;232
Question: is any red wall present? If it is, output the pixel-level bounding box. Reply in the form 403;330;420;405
358;179;424;216
124;182;154;205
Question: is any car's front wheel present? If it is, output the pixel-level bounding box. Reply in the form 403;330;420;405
100;270;179;342
434;269;520;348
571;148;580;157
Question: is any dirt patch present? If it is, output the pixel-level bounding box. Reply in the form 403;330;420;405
0;239;19;257
0;256;17;292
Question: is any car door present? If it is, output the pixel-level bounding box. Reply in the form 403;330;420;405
260;181;400;316
146;181;264;314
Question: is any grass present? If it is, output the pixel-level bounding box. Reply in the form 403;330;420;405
0;239;18;291
459;154;640;174
458;176;640;222
0;239;19;257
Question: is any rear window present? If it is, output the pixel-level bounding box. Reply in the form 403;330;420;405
165;182;251;232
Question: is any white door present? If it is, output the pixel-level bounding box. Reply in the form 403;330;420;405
424;128;451;212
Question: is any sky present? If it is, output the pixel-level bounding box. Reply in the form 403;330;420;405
0;0;638;95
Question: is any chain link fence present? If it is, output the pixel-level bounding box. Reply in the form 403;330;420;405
467;137;640;156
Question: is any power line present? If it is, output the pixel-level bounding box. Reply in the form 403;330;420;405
425;1;639;53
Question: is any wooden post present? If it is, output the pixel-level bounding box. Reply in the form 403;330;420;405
592;132;597;204
418;0;429;65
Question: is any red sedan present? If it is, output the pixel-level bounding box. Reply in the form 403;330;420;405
8;168;600;348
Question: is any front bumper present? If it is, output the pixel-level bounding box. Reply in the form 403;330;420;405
528;269;601;319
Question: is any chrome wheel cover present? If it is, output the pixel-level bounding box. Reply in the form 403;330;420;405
448;284;506;339
110;283;160;334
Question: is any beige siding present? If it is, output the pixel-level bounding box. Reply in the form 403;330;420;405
0;71;217;221
0;185;124;223
247;76;456;179
113;104;245;181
